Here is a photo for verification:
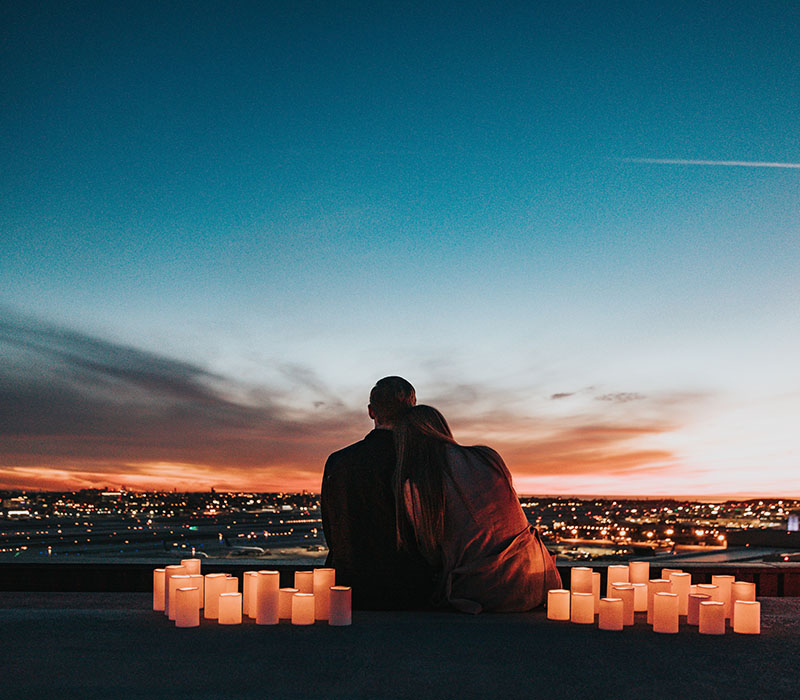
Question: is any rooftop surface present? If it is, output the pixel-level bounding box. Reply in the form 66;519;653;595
1;593;798;700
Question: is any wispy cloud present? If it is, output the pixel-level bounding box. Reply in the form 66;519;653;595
620;157;800;169
0;314;705;492
0;314;365;490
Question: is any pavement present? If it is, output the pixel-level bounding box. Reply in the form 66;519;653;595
1;593;798;700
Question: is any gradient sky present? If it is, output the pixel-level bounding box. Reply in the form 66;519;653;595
2;1;799;496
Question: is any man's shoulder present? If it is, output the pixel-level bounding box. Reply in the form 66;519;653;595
324;430;394;473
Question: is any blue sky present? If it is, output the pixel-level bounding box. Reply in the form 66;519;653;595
2;1;799;495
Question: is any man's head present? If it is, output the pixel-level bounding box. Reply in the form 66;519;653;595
368;376;416;428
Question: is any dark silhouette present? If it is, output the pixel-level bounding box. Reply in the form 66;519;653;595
321;377;434;609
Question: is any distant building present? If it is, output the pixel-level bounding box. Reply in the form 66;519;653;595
788;511;800;532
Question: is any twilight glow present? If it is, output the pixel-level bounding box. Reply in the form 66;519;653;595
2;2;799;497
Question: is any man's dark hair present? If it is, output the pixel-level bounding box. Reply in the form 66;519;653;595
369;376;416;425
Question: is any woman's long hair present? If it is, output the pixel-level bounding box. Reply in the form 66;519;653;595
394;405;456;555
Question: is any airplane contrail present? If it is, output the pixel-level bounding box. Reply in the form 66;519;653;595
620;157;800;169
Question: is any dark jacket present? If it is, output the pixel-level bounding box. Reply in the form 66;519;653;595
321;428;434;609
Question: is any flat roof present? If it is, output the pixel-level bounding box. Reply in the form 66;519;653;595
1;593;797;699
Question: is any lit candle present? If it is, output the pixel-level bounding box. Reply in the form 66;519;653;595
591;572;601;614
188;574;204;607
218;592;242;625
180;558;202;575
329;586;352;626
661;568;683;580
631;582;648;612
570;567;593;594
244;571;259;617
153;568;166;611
163;565;186;617
711;575;735;619
696;583;718;602
598;598;624;631
256;570;280;625
646;579;672;624
204;573;228;619
570;592;594;624
175;587;201;628
628;561;650;585
279;587;299;619
731;581;756;604
687;593;711;625
294;570;313;593
731;581;756;627
292;593;315;625
689;584;698;596
733;600;760;634
546;589;570;621
653;592;679;633
606;565;629;597
668;572;692;615
225;576;238;593
313;568;336;620
168;575;191;621
610;584;635;626
699;600;725;635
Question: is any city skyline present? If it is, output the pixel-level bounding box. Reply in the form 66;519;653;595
2;2;799;497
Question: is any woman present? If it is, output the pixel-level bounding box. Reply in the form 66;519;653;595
394;405;561;613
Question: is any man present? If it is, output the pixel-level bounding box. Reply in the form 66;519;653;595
321;376;433;609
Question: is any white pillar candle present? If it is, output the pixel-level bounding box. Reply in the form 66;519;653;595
598;598;624;631
292;593;315;625
153;569;166;611
244;571;259;617
163;565;186;617
204;573;228;619
606;565;629;597
661;568;683;580
687;593;711;625
547;589;571;621
218;592;242;625
186;574;204;608
653;592;679;633
668;572;692;615
313;568;336;620
699;600;726;635
629;561;650;585
175;587;201;628
279;587;299;619
256;570;280;625
711;575;735;618
731;581;756;604
225;576;238;593
610;584;635;626
647;579;672;624
168;575;191;621
294;570;314;593
631;582;648;612
696;583;718;602
570;592;594;624
570;567;593;594
591;572;601;614
689;584;698;596
329;586;352;626
733;600;760;634
180;558;201;575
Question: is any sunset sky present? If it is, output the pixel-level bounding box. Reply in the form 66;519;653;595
2;2;799;497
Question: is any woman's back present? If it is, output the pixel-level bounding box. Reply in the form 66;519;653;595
433;444;561;613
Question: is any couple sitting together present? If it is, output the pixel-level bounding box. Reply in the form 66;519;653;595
321;376;561;613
